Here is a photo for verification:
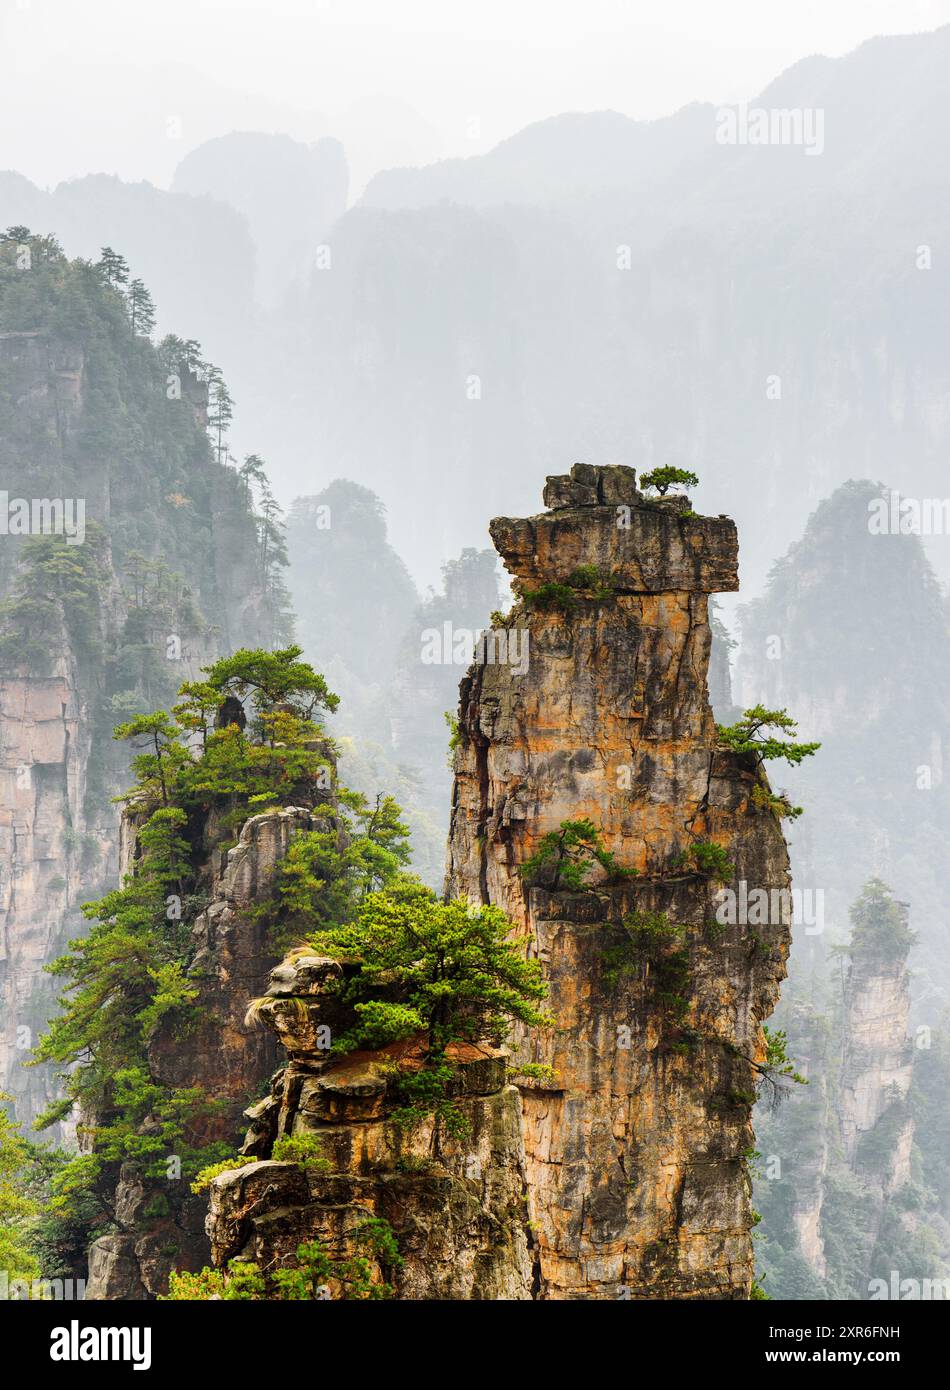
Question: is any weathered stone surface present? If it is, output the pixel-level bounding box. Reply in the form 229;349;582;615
221;806;314;906
445;465;790;1299
491;494;737;596
208;969;534;1298
208;1073;532;1300
543;461;641;511
86;807;324;1300
86;1235;148;1302
0;659;118;1142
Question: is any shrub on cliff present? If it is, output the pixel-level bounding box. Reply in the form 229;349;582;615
29;647;373;1242
261;790;411;943
164;1220;401;1301
319;878;550;1055
519;818;635;891
717;706;820;821
639;466;700;496
716;705;821;767
313;877;551;1143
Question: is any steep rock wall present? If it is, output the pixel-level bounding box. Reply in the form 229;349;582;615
205;949;533;1300
0;315;274;1134
85;807;321;1299
444;464;791;1299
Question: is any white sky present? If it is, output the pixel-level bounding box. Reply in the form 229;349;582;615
2;0;950;193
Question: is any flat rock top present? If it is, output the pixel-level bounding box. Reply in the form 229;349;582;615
490;464;737;595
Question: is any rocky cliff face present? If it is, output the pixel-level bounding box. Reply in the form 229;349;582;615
832;907;915;1280
85;806;325;1300
839;931;914;1182
444;464;791;1298
753;887;920;1300
0;333;103;1135
0;658;103;1137
204;950;532;1300
87;463;793;1301
736;482;947;1297
0;273;278;1135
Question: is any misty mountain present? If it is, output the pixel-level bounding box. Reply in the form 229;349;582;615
736;479;950;996
257;25;950;588
0;170;258;364
172;133;348;306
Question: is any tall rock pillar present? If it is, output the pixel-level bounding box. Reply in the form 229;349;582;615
445;464;791;1299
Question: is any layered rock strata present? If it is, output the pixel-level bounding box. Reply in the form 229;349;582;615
85;807;322;1299
205;949;533;1300
444;463;792;1298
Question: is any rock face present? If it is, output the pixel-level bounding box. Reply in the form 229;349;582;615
839;928;914;1180
84;807;323;1300
0;315;275;1136
444;464;791;1299
833;909;914;1276
0;660;112;1139
205;950;533;1300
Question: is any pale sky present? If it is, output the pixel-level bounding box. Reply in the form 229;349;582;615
2;0;950;194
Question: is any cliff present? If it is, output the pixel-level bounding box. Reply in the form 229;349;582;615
754;883;920;1299
443;464;791;1298
79;463;792;1301
85;806;327;1299
0;239;282;1136
737;482;949;1298
205;951;532;1300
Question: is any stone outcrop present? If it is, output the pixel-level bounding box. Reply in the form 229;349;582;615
839;930;914;1181
0;660;113;1139
204;949;533;1300
0;319;274;1137
92;462;793;1302
834;906;915;1276
85;806;324;1299
444;464;791;1298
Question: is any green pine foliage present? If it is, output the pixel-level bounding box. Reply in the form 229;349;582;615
639;466;700;496
848;878;916;962
671;839;735;883
262;790;411;944
311;877;552;1143
0;1094;42;1289
27;647;355;1245
519;818;636;891
164;1220;401;1301
717;705;821;767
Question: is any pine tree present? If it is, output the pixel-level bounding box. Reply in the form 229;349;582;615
128;278;157;337
238;453;268;505
97;246;129;290
206;367;234;463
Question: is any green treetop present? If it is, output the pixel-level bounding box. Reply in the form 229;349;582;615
639;466;700;496
0;1095;41;1289
848;879;916;962
265;790;412;943
204;645;338;728
317;877;551;1057
716;705;821;766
